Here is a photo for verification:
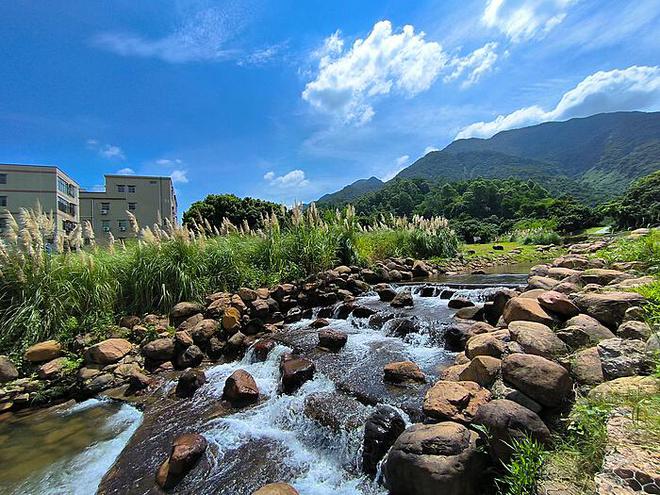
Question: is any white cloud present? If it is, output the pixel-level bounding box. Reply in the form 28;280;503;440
156;158;183;166
264;169;310;188
483;0;575;43
381;155;411;181
456;65;660;139
444;42;499;88
424;146;440;155
396;154;410;166
115;167;135;175
170;170;189;184
87;139;126;160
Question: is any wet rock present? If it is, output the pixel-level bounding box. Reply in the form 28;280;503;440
84;338;133;365
38;357;68;380
226;331;247;355
597;338;648;380
440;289;456;299
175;368;206;398
280;356;315;394
412;260;432;277
384;422;487;495
142;338;176;361
508;321;568;359
351;305;377;318
557;314;615;348
527;276;559;291
537;291;579;319
473;399;550;462
334;302;354;319
176;344;204;369
501;353;572;407
447;297;474;309
175;329;194;348
0;356;19;383
440;363;469;382
222;307;242;332
176;313;204;333
284;307;303;323
207;337;226;359
616;320;652;340
156;433;208;489
128;371;152;392
502;298;554;326
570;347;604;386
573;291;646;328
252;483;299;495
310;318;329;329
458;356;501;387
24;340;62;363
191;319;220;345
253;339;277;361
383;361;426;384
423;380;491;423
386;317;420;338
391;289;414;308
419;285;439;297
171;302;205;327
318;329;348;351
86;372;115;393
444;321;493;351
223;369;259;406
362;405;406;477
465;329;510;359
454;306;483;320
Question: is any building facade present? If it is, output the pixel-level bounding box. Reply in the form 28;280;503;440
0;163;79;237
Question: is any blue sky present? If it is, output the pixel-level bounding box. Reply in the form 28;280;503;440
1;0;659;212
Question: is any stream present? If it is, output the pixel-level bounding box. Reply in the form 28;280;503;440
0;272;528;495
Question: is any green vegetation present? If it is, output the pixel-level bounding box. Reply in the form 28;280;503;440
497;436;547;495
598;170;660;229
597;229;660;273
183;193;284;231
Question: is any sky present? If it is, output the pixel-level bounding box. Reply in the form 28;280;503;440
1;0;659;212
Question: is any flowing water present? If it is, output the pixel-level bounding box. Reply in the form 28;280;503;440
2;275;527;495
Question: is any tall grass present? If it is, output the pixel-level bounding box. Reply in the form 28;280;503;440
597;229;660;273
0;204;458;354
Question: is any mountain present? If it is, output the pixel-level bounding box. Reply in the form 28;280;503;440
317;176;384;205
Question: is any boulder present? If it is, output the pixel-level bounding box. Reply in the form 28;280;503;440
238;287;258;302
518;289;546;299
552;281;581;295
384;361;426;384
318;329;348;351
362;405;406;476
473;399;550;461
351;306;377;318
490;379;542;413
526;276;559;291
589;375;660;400
374;283;397;302
280;356;315;394
38;357;68;380
384;422;487;495
454;306;484;320
128;371;153;392
448;297;474;309
222;307;242;331
570;347;604;386
0;356;19;383
84;338;132;365
501;353;572;407
156;433;207;489
176;313;204;333
170;302;205;326
502;298;553;326
310;318;329;329
175;368;206;398
191;319;220;344
142;338;176;361
385;318;420;338
24;340;62;363
597;338;648;380
616;320;652;340
252;483;299;495
572;291;646;328
444;322;494;351
508;321;568;359
175;344;204;369
557;314;615;348
547;267;581;280
223;369;259;405
440;363;469;382
423;380;491;423
579;268;630;286
458;356;501;387
537;291;579;319
391;289;414;308
252;339;277;362
465;330;510;359
412;260;432;277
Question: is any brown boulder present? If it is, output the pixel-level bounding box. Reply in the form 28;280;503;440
222;307;242;331
24;340;62;363
423;380;491;423
191;319;220;344
0;355;19;382
572;291;646;328
318;329;348;351
142;338;176;361
253;339;277;361
458;356;501;387
156;433;207;489
501;353;572;407
508;321;568;359
38;357;68;380
537;291;579;319
579;268;631;286
252;483;299;495
223;369;259;405
384;361;426;384
616;320;652;340
465;329;510;359
557;314;615;347
391;289;414;308
502;298;553;326
570;347;604;386
448;297;474;309
175;368;206;398
84;338;132;364
176;313;203;333
280;356;315;394
170;301;205;326
526;276;559;291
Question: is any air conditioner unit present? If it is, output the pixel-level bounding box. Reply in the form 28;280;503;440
101;210;109;215
103;227;110;232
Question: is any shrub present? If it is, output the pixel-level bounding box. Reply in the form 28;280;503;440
506;228;561;245
497;436;546;495
597;229;660;274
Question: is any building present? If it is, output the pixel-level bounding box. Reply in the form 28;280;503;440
0;163;79;237
79;174;177;241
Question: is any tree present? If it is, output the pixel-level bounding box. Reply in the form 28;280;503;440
602;171;660;229
183;194;283;230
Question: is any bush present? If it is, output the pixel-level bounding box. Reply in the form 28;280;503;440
597;230;660;274
507;228;561;245
497;436;546;495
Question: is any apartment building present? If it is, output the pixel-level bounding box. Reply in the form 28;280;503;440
0;163;79;237
79;174;177;241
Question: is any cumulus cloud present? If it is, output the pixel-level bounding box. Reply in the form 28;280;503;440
115;167;135;175
88;139;126;160
170;170;189;183
380;155;411;181
456;65;660;139
424;146;440;155
156;158;183;166
483;0;575;42
264;169;310;188
445;42;499;88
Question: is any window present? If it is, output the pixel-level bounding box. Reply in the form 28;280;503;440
0;196;6;207
0;218;6;233
128;202;136;211
57;196;76;216
102;220;110;232
101;202;110;214
57;178;76;197
128;185;136;193
118;219;127;232
117;184;125;193
0;174;6;184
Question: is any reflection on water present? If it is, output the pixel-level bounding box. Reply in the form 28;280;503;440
422;262;535;285
0;398;141;495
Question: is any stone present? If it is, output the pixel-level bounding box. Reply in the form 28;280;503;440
191;319;220;344
391;289;414;308
206;294;232;318
519;289;546;299
501;353;573;407
156;433;208;489
310;318;329;329
444;322;494;351
175;368;206;398
490;379;542;413
175;344;204;369
537;291;580;319
384;361;426;384
547;267;581;280
579;268;630;286
552;281;581;295
84;338;132;365
557;314;616;348
24;340;62;363
454;306;484;320
616;320;652;340
570;347;604;386
253;339;277;361
252;483;299;495
175;330;194;348
351;305;377;318
529;264;550;277
0;356;19;383
176;313;204;333
362;405;406;477
238;287;258;302
384;422;487;495
527;276;559;291
473;399;550;461
170;301;205;326
412;260;432;277
508;321;568;359
573;291;646;328
448;297;474;309
385;318;419;338
142;338;176;361
280;356;315;394
423;380;491;423
128;371;152;391
223;369;259;405
503;298;554;326
222;307;242;331
465;330;510;359
623;306;646;322
458;356;501;387
611;275;657;289
38;357;68;380
589;376;660;400
318;329;348;351
597;338;648;380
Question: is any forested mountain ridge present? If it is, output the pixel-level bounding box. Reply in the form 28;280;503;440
317;176;384;205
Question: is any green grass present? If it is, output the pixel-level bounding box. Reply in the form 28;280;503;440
497;436;547;495
459;241;558;263
597;229;660;272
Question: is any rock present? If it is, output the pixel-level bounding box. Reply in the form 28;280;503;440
570;347;604;386
170;302;205;326
384;422;487;495
119;315;141;328
490;379;542;413
553;255;595;270
573;291;646;328
454;306;484;320
623;306;646;322
176;313;204;333
579;268;630;286
142;338;176;361
223;369;259;405
508;321;568;359
351;306;377;318
384;361;426;384
589;376;660;400
473;399;550;461
493;244;504;250
519;289;546;299
385;318;420;338
616;320;652;340
156;433;207;489
444;322;494;351
597;338;648;380
423;380;491;423
547;267;581;280
128;371;152;392
86;373;115;393
610;275;656;289
280;356;315;394
252;339;277;361
503;298;554;326
0;356;19;383
537;291;579;319
552;281;581;295
318;329;348;351
222;307;242;331
175;344;204;369
501;353;573;407
24;340;62;363
465;330;510;359
527;276;559;291
440;363;470;382
175;329;194;348
37;357;68;380
448;297;474;309
175;369;206;398
238;287;258;303
252;483;299;495
529;264;550;277
458;356;501;387
84;338;132;365
391;289;414;308
412;260;432;277
191;319;220;344
557;314;616;347
362;405;406;476
310;318;329;329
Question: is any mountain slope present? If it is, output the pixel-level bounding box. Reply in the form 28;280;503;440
317;176;384;205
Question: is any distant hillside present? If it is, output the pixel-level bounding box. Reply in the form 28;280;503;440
317;176;384;205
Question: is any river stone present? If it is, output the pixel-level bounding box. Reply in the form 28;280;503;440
448;297;474;309
610;275;656;289
374;283;396;302
552;255;594;270
391;289;414;308
318;329;348;351
84;338;132;365
175;329;194;348
616;320;652;340
572;291;646;328
253;483;299;495
280;356;315;394
570;347;604;386
557;314;615;348
537;291;580;319
253;339;277;361
156;433;208;489
454;306;484;320
552;281;581;295
384;361;426;384
529;264;550;277
170;301;205;326
589;375;660;400
502;298;554;326
222;307;242;331
352;305;377;318
579;268;630;286
38;357;68;380
440;363;470;382
465;329;510;359
142;338;176;361
508;321;568;359
412;260;432;277
24;340;62;363
223;369;259;405
547;267;581;280
443;321;493;351
176;344;204;369
362;405;406;477
597;338;648;379
423;380;491;423
191;319;220;344
175;368;206;398
473;399;550;462
518;289;546;299
501;353;572;407
384;422;487;495
458;356;501;387
526;276;559;291
206;293;232;318
489;378;542;413
176;313;204;333
0;356;19;383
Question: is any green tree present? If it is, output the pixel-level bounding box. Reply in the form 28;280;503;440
183;194;283;230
